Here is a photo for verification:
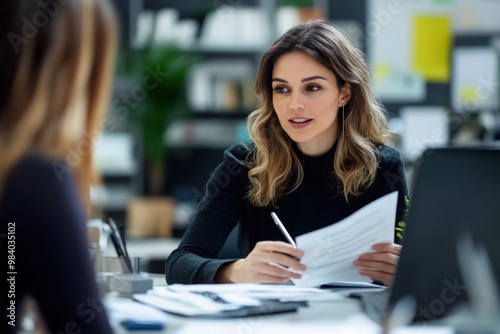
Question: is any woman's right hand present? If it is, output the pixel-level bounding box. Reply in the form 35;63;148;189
215;241;307;283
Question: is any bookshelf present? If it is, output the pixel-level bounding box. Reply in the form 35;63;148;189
102;0;331;234
139;1;281;199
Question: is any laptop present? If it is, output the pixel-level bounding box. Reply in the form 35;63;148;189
353;146;500;324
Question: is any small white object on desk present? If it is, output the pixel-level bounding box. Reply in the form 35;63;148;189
109;274;153;297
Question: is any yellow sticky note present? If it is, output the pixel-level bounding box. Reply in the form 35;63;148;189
412;15;452;83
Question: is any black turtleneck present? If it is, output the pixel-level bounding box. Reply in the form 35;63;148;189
165;140;409;284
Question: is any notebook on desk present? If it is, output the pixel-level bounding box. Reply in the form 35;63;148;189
353;146;500;324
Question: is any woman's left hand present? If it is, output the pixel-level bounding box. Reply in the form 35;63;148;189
353;243;402;286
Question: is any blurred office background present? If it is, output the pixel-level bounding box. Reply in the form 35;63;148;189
93;0;500;269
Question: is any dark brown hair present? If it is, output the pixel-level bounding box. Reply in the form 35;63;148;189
247;19;390;206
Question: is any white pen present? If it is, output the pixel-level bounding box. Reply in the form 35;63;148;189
270;212;297;248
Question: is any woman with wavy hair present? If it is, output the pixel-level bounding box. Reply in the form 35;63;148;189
166;19;408;287
0;0;117;332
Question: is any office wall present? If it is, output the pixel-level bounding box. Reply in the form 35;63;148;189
365;0;500;161
103;0;500;208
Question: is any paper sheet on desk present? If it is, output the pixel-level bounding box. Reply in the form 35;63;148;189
293;191;398;288
133;284;318;318
105;298;171;327
166;283;337;302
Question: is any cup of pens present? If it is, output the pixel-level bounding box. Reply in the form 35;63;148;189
97;218;153;296
102;256;142;274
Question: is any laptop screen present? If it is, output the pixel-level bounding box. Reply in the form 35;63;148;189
388;146;500;322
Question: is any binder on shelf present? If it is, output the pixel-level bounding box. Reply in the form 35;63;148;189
187;60;256;113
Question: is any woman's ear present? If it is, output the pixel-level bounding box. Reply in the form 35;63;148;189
340;83;352;106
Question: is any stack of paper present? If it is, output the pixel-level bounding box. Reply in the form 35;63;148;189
133;284;342;318
292;191;398;288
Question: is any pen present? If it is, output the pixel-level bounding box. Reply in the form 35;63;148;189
270;212;296;247
109;217;129;258
121;320;165;331
107;217;134;274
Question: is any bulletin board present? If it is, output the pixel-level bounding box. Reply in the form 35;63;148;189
367;0;500;103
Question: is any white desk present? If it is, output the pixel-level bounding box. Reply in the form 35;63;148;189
105;275;500;334
106;278;372;334
162;299;370;334
108;275;471;334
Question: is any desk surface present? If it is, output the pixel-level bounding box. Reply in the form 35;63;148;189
105;275;500;334
106;274;380;334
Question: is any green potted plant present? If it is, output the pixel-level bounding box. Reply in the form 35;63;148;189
129;44;198;195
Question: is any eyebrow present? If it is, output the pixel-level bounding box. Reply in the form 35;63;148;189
271;75;328;83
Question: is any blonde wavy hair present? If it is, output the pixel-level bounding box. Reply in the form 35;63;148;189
0;0;118;211
247;19;390;207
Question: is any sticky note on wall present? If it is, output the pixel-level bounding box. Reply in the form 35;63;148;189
412;15;452;83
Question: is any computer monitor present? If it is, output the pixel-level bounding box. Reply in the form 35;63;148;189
389;146;500;322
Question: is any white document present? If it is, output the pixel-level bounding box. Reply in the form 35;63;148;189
105;298;171;327
133;284;336;317
166;283;331;302
293;191;398;288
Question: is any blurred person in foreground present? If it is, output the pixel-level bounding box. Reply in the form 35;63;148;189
0;0;118;332
166;19;409;287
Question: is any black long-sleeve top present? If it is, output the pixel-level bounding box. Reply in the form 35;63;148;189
165;141;409;284
0;152;113;334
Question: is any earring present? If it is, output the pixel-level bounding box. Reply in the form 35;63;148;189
341;104;346;142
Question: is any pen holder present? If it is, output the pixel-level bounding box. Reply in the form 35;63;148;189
102;256;142;274
98;256;152;295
